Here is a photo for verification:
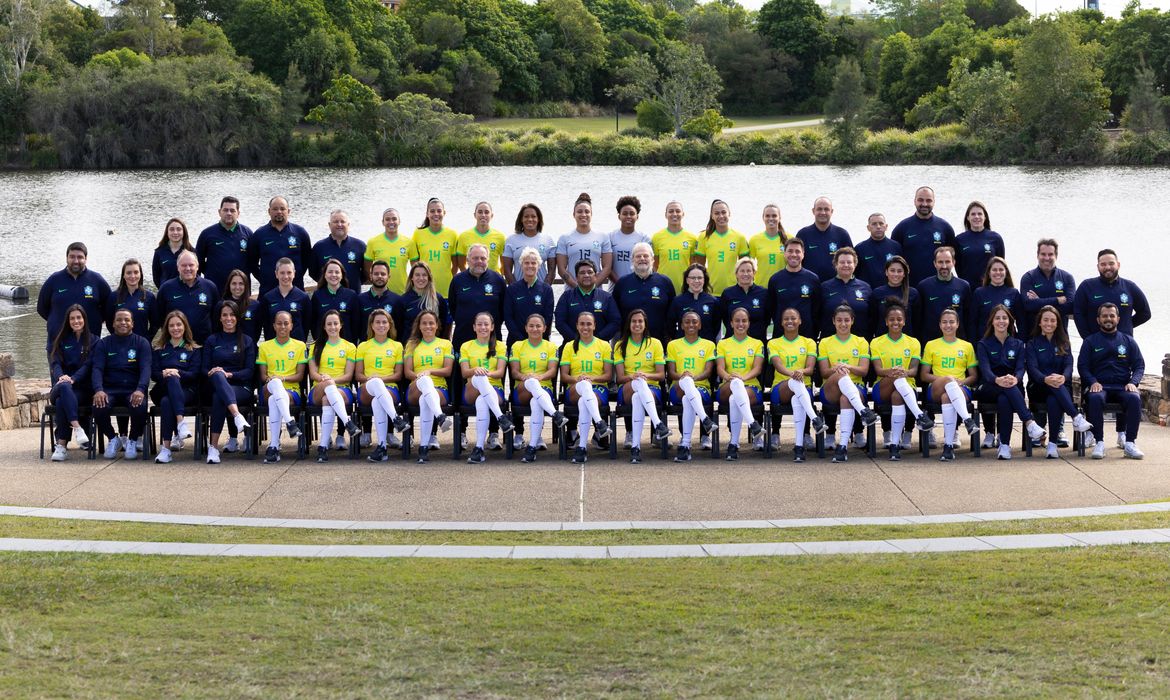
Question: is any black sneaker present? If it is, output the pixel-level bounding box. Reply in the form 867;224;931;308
940;444;956;461
316;446;329;463
417;446;429;463
367;444;388;463
285;420;300;438
888;445;901;461
793;446;806;463
592;419;611;440
859;408;879;427
392;415;409;433
832;445;848;463
497;414;515;434
674;446;692;462
264;446;280;463
467;446;486;464
725;444;739;461
915;413;935;432
653;420;671;442
345;419;361;437
700;417;716;436
962;417;979;436
571;447;588;464
552;411;569;430
810;413;827;434
521;445;537;463
748;421;764;442
630;447;642;464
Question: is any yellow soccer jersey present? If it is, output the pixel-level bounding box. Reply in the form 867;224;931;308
666;337;717;391
817;334;870;386
696;229;749;294
459;338;508;389
614;337;665;377
560;338;612;380
310;339;357;382
717;336;764;388
767;335;818;386
749;231;787;286
922;338;978;380
651;228;697;294
409;338;455;389
456;228;506;272
510;339;558;388
870;334;922;387
355;338;404;379
365;233;412;295
257;338;308;392
408;227;458;295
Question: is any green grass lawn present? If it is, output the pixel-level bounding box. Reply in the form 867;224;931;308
478;114;821;134
3;547;1170;696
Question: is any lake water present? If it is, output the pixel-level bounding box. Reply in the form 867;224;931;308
2;165;1167;380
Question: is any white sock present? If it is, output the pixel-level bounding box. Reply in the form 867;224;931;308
366;377;399;422
474;396;490;448
942;404;957;445
267;412;281;448
631;392;646;445
321;405;336;448
416;375;440;445
730;378;752;428
323;384;351;425
943;382;971;420
891;404;906;443
792;397;807;447
529;409;544;447
840;408;856;444
577;411;590;448
679;375;708;422
729;397;742;447
471;375;503;418
632;377;662;428
837;375;866;413
371;397;388;445
788;378;816;416
681;400;695;444
576;380;601;424
267;377;292;423
524;377;556;416
893;378;922;418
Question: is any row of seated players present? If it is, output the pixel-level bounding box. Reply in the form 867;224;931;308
46;292;1143;465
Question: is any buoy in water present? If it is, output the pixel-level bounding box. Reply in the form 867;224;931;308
0;285;29;300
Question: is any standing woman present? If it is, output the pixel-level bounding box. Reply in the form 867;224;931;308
921;309;980;462
767;307;825;462
869;301;934;461
92;308;152;460
665;310;718;462
150;311;201;464
107;258;156;340
976;305;1047;460
456;201;506;273
555;193;613;288
716;307;765;459
509;313;567;462
819;247;872;340
955;201;1005;288
257;310;307;463
363;207;413;295
817;305;879;463
218;269;261;344
152;218;194;289
667;263;722;344
614;309;671;463
969;256;1022;446
408;198;459;297
719;258;769;342
1025;306;1094;459
870;256;920;338
501;203;556;286
749;203;789;286
651;201;696;294
694;199;749;296
309;258;362;344
48;305;94;461
203;300;255;464
460;312;515;464
356;309;409;463
559;311;613;464
405;309;455;463
399;261;451;340
308;309;363;463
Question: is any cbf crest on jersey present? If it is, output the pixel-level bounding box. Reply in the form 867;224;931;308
854;289;864;300
828;242;838;253
800;284;810;295
852;348;859;357
84;285;93;296
198;293;208;303
484;284;493;294
180;352;188;361
347;251;357;261
287;235;296;246
1120;293;1130;304
1055;280;1064;291
534;294;542;304
339;302;348;310
593;351;602;359
287;350;295;359
651;286;660;296
933;232;942;242
239;240;247;250
951;293;960;305
1118;345;1128;356
983;243;992;252
593;300;602;310
290;302;298;311
1007;349;1016;359
127;349;137;360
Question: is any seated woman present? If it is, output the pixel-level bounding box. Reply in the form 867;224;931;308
151;310;202;463
257;310;307;463
1025;305;1094;459
817;304;879;463
460;311;515;465
976;304;1047;460
202;301;254;464
309;309;362;463
869;300;933;461
92;308;152;460
614;309;671;464
509;313;567;463
560;311;613;464
356;309;409;463
716;306;765;460
665;310;717;462
405;310;454;463
768;307;826;463
48;304;94;461
921;309;980;462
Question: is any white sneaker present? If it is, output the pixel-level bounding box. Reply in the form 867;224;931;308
1071;414;1093;433
430;435;440;449
360;433;372;448
770;433;781;450
928;432;937;448
853;432;867;449
51;445;67;462
170;437;185;450
486;432;502;451
997;444;1011;460
1025;420;1046;442
537;438;548;451
71;426;90;449
882;431;892;448
624;434;634;449
1124;442;1144;460
824;434;836;450
1082;432;1096;448
176;420;192;442
460;433;469;450
1091;442;1106;460
1117;432;1126;449
387;433;402;449
901;431;913;449
103;436;123;459
224;437;239;453
982;433;997;449
233;413;250;433
206;445;221;464
699;435;712;450
155;446;172;464
335;434;347;451
1046;442;1059;459
513;433;526;450
753;435;765;451
124;439;138;460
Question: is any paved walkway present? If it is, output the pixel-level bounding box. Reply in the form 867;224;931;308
723;118;824;134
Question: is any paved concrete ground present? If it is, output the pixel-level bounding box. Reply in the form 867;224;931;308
4;423;1167;522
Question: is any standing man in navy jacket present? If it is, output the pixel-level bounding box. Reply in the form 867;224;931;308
448;243;507;350
916;246;972;343
794;196;853;281
1073;248;1151;339
249;196;313;297
1078;303;1146;460
195;196;251;293
38;242;111;349
1019;238;1076;340
766;238;822;339
555;260;620;342
155;252;219;343
310;209;366;294
614;242;675;342
853;213;902;288
891;186;957;285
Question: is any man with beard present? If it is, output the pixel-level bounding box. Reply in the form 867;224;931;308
38;242;111;348
555;260;621;342
765;237;822;339
249;196;312;297
613;243;675;343
358;260;404;342
155;251;219;343
794;196;853;282
891;186;957;285
1020;238;1076;340
1078;303;1145;460
310;209;366;294
916;246;972;343
1073;248;1150;338
195;196;252;293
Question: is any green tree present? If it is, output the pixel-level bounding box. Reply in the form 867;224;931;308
0;0;54;85
439;47;499;116
681;107;731;140
108;0;182;58
42;1;104;68
635;98;672;134
528;0;606;102
615;40;721;136
1121;62;1167;135
824;57;866;154
949;58;1018;141
756;0;831;102
179;17;236;57
378;91;473;162
1101;5;1170;117
877;31;916;123
307;72;381;164
87;47;152;72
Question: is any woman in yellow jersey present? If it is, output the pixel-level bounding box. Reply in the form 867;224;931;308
559;311;613;464
749;203;789;286
257;310;307;463
308;309;361;462
694;199;748;296
509;313;567;462
767;307;825;462
921;308;980;462
716;307;765;459
651;200;696;294
666;310;717;462
456;202;506;273
460;312;514;463
817;305;879;463
364;208;412;295
614;309;670;463
869;300;933;461
356;309;408;462
405;309;454;463
409;198;459;296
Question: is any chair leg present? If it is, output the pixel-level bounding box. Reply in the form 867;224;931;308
867;421;877;459
453;413;462;459
608;412;617;460
971;410;981;458
40;410;48;460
